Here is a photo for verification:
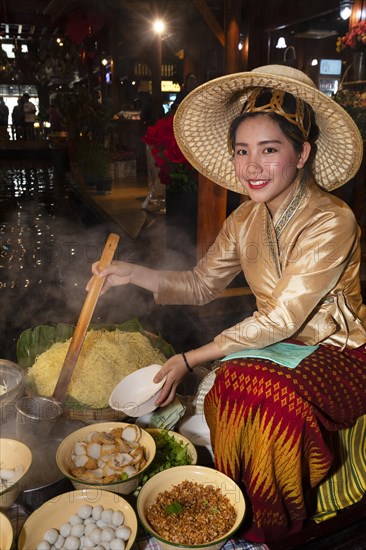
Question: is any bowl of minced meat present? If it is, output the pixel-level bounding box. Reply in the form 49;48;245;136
137;465;245;550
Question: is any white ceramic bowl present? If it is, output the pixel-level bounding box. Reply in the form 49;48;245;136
56;422;156;495
0;360;25;423
109;364;166;417
18;489;138;550
0;439;32;510
0;512;13;550
137;465;245;550
179;413;213;458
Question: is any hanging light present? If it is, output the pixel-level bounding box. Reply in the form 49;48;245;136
153;19;165;34
340;0;354;20
276;37;287;49
238;33;244;51
311;58;319;66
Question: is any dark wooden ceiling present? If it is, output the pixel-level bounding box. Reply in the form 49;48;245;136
0;0;343;43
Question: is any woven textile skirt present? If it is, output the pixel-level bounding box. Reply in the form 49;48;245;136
203;343;366;543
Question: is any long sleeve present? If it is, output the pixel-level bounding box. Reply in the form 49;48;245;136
155;186;366;353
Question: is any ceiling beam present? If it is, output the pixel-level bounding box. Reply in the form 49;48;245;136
0;10;51;26
191;0;225;47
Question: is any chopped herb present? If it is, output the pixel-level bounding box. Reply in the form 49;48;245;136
165;501;183;515
141;429;193;485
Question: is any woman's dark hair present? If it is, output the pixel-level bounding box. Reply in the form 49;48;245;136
228;88;319;180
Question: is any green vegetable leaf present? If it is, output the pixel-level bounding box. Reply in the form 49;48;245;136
165;501;183;515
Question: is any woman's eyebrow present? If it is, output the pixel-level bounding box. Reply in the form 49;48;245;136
235;139;283;146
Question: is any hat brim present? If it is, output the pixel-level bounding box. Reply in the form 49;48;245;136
173;68;363;194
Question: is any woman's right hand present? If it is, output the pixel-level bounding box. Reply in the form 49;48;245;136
86;260;134;295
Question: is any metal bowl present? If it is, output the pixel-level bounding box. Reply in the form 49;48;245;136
0;360;25;423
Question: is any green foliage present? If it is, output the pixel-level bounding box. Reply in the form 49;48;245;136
333;89;366;140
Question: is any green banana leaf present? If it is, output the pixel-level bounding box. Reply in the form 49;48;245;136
16;318;175;410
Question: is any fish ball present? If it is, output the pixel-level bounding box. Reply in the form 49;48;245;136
101;508;113;524
115;526;131;541
37;542;51;550
101;527;115;542
44;528;59;545
96;519;106;529
71;523;84;538
81;536;94;548
70;514;83;525
85;523;98;537
111;510;124;527
54;535;65;549
92;505;104;521
89;527;102;544
64;536;80;550
78;504;93;519
110;539;125;550
60;523;72;537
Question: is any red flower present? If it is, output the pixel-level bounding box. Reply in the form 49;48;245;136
141;113;197;191
337;20;366;51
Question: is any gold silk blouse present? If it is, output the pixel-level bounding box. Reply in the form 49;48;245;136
155;180;366;353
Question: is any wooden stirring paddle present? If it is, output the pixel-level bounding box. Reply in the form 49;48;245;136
53;233;120;404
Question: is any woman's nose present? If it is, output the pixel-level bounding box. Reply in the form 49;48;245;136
245;158;263;179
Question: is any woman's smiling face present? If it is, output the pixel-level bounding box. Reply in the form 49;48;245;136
232;114;310;216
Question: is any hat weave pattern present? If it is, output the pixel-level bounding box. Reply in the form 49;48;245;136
174;66;363;194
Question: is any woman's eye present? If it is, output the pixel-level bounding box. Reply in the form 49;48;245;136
264;147;277;154
235;148;247;156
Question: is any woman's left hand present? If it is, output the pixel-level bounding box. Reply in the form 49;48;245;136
153;354;189;407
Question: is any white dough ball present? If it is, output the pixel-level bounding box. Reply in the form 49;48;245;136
64;536;80;550
92;505;104;521
71;523;84;538
44;529;59;545
115;526;131;541
70;514;83;526
78;504;93;520
111;511;124;527
101;509;114;524
85;523;98;537
37;542;51;550
60;523;72;538
110;539;125;550
101;527;115;542
96;519;106;529
81;536;94;548
54;535;65;549
89;527;102;545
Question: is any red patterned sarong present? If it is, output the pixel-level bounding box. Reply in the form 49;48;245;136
204;343;366;543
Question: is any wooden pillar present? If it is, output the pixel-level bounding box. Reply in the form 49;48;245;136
196;0;242;262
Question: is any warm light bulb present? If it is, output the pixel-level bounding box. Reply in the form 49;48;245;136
340;5;352;19
153;20;165;34
101;58;108;66
276;37;287;49
311;58;318;66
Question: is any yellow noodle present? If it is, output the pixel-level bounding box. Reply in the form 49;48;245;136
27;330;166;408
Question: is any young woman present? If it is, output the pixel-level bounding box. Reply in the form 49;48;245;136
88;65;366;542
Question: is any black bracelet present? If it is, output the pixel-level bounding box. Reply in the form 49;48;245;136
181;352;193;372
